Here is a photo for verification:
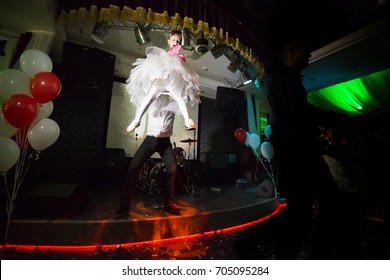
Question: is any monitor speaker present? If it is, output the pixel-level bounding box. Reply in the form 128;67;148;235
14;183;89;218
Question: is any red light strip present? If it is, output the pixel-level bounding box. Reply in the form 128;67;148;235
1;203;286;253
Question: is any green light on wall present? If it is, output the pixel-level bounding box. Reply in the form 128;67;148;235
260;116;268;134
308;68;390;115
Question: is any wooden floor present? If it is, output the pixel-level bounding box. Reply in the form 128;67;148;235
5;182;279;247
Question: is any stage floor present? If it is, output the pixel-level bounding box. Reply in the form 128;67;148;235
5;182;280;247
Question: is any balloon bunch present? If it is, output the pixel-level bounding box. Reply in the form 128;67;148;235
234;128;260;149
234;125;275;186
0;49;61;244
234;125;274;160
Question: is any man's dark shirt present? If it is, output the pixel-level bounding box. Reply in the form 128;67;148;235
267;65;323;142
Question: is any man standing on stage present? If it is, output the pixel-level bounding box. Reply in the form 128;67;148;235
115;29;200;218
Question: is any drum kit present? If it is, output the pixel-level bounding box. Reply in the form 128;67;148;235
136;133;199;198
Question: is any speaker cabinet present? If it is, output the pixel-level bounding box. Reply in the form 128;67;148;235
14;183;89;218
215;86;246;114
60;41;116;91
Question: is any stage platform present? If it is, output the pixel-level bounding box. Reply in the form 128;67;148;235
5;182;280;247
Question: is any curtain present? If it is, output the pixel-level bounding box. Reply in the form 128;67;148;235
308;68;390;115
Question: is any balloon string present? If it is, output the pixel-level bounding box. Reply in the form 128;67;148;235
3;127;34;245
251;148;276;187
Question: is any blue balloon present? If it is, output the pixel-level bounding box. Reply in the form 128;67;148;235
248;133;260;149
264;124;272;139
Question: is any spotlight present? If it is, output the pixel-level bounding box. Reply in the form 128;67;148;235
240;71;253;85
134;23;151;45
181;28;194;51
224;48;241;62
195;31;209;55
91;21;109;44
210;44;227;59
227;62;240;73
224;48;241;73
238;58;257;85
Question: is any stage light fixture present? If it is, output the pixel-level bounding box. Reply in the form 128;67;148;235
195;31;209;55
240;71;253;85
91;21;109;44
181;28;194;51
210;44;227;59
134;23;151;45
238;58;257;85
224;48;241;73
227;61;240;73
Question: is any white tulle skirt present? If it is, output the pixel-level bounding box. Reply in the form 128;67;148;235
126;46;201;114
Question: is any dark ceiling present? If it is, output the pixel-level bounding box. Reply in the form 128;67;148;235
208;0;390;70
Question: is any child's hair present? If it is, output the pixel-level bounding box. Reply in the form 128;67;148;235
168;29;182;38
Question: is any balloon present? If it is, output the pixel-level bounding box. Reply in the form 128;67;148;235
261;141;274;160
264;124;272;139
234;128;247;143
244;131;250;145
2;94;39;128
30;72;61;103
248;133;261;149
0;113;18;137
28;118;60;151
0;69;30;99
20;49;53;78
34;101;54;124
0;136;20;173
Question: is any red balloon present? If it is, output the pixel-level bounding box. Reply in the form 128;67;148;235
30;72;62;103
234;128;247;143
2;94;39;128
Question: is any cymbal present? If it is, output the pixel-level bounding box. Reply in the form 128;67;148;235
180;138;197;143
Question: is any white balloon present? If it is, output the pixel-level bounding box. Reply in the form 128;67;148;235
0;69;30;99
34;101;54;124
28;118;60;151
0;136;20;173
260;141;274;160
0;113;18;137
20;49;53;78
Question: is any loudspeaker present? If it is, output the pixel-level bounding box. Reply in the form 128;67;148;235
61;41;116;90
14;183;89;218
215;86;246;114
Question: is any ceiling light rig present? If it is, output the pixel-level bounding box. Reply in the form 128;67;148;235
61;3;264;85
91;19;258;83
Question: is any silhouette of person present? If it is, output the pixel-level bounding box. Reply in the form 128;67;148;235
321;126;371;258
266;40;350;259
115;30;200;218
